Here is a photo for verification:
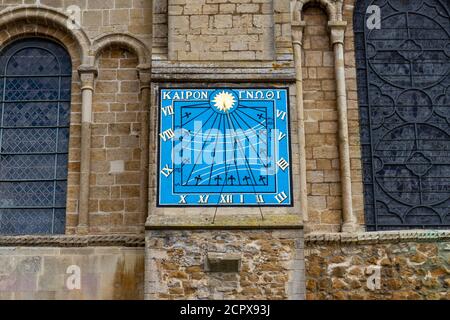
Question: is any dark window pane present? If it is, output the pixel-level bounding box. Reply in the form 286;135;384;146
53;209;66;234
355;0;450;230
0;154;57;180
0;38;72;235
1;128;57;153
5;77;60;101
0;181;57;208
55;181;67;207
59;102;71;127
56;154;69;180
2;102;60;127
0;209;54;235
6;47;60;75
57;128;70;153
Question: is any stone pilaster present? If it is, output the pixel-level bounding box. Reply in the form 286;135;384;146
292;20;309;233
138;67;152;225
77;65;97;234
328;21;359;233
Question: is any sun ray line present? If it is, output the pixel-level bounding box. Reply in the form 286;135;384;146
184;112;221;185
208;114;223;185
232;112;270;168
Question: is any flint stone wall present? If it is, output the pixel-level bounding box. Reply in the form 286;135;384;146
305;231;450;300
145;229;305;300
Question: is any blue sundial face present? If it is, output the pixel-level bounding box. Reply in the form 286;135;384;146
158;88;292;207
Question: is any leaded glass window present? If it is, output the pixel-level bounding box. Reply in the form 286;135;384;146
355;0;450;230
0;38;72;235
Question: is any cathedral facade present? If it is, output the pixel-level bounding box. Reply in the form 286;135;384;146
0;0;449;300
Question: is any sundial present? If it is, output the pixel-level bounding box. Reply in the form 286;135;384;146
158;88;292;207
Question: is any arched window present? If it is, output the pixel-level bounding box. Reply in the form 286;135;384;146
0;38;72;235
355;1;450;230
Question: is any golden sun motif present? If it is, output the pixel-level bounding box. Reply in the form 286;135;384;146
213;91;236;112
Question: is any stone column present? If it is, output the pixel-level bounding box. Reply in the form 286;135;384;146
292;21;309;231
138;66;151;224
328;21;358;233
77;66;97;234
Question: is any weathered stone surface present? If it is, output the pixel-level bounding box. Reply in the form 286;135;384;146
0;246;144;300
2;0;444;303
167;0;275;61
306;239;450;300
145;230;305;300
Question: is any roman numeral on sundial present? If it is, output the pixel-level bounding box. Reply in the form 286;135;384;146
256;195;265;203
160;129;175;141
276;110;287;121
277;158;290;171
179;195;187;204
161;106;174;116
160;165;173;177
220;195;233;204
275;192;288;204
199;195;210;204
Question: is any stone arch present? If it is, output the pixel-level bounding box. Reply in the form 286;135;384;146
293;0;340;22
0;5;91;65
0;5;92;233
92;33;150;68
0;25;83;69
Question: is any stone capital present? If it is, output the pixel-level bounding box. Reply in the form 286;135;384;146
78;65;98;90
328;21;347;45
291;20;307;46
137;64;151;88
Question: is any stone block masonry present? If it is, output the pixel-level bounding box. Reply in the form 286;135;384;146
305;231;450;300
0;2;152;235
147;0;304;302
168;0;275;61
302;7;342;233
0;0;152;43
0;245;144;300
3;0;445;302
146;229;305;300
90;46;144;234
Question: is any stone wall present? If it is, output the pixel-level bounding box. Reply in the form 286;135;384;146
0;2;152;235
300;3;364;233
343;0;365;229
90;46;144;234
303;7;342;233
153;0;293;64
305;232;450;300
0;0;152;43
145;0;304;301
168;0;274;61
146;229;305;300
0;245;144;300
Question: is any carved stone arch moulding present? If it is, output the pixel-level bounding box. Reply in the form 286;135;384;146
292;0;343;22
0;5;91;66
0;27;83;70
92;33;151;69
